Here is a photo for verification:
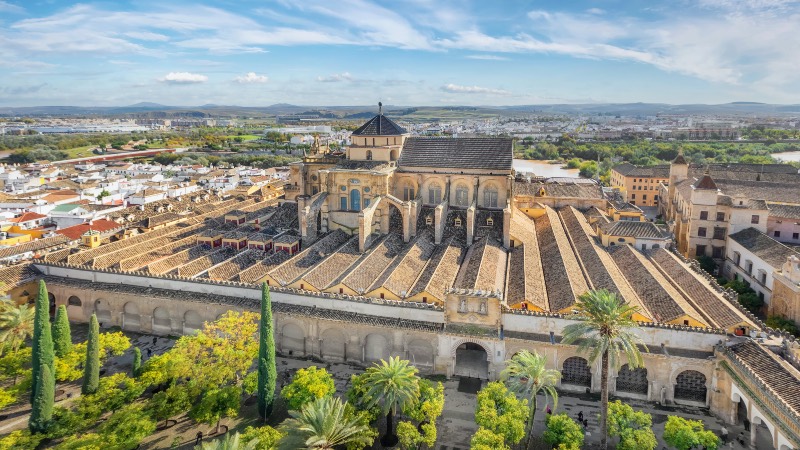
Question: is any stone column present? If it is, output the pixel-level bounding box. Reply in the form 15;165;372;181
140;314;153;333
434;203;445;245
750;422;757;449
358;212;368;252
407;203;417;238
502;206;511;248
466;205;476;246
170;318;182;335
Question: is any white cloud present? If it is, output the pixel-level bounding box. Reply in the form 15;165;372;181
159;72;207;84
0;1;23;13
124;31;170;42
586;8;606;15
440;83;510;95
234;72;269;83
465;54;508;61
317;72;354;82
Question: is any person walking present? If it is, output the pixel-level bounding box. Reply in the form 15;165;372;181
195;431;203;446
577;411;584;422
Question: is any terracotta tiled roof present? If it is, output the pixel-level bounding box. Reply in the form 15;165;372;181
599;221;670;239
351;114;407;136
341;233;405;294
694;174;718;190
269;230;350;286
56;219;122;240
768;202;800;220
728;340;800;417
375;230;437;298
409;235;463;301
398;137;513;171
0;263;39;288
9;212;47;223
647;248;753;330
558;206;649;318
534;206;589;312
301;236;362;290
612;163;670;178
608;244;705;324
728;227;799;269
506;212;547;310
0;235;70;260
514;182;604;199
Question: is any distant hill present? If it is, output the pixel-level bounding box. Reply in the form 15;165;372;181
1;102;799;118
501;102;800;116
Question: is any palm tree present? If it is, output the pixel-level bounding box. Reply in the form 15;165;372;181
361;356;420;447
278;396;373;450
0;300;35;356
197;432;257;450
501;350;561;445
561;289;646;450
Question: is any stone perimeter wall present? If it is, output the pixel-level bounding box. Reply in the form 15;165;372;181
38;263;726;413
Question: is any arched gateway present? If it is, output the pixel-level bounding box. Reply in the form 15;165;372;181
454;342;489;379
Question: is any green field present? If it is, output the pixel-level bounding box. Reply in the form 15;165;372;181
62;145;96;159
225;134;262;141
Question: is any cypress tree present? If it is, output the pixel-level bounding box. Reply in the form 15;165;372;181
257;283;277;418
132;346;142;377
82;313;100;395
52;305;72;358
29;363;54;433
30;280;54;403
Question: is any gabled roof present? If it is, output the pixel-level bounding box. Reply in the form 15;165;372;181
351;114;407;136
694;173;718;190
51;204;85;213
768;202;800;220
599;220;670;239
728;227;799;269
42;192;80;203
672;152;688;165
9;212;47;223
398;137;513;171
56;219;121;240
612;163;670;178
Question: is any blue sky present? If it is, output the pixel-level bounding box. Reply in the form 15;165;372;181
1;0;799;107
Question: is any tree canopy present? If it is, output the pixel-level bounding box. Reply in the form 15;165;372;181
280;366;335;411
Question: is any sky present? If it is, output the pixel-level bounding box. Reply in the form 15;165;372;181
1;0;799;107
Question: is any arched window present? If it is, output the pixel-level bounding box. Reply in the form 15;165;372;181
67;296;81;307
350;189;361;211
428;183;442;204
674;370;707;402
455;185;469;206
366;150;373;160
403;185;415;201
484;186;498;208
390;149;398;161
562;357;591;387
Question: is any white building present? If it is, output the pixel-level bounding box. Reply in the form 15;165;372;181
767;203;800;246
725;227;799;305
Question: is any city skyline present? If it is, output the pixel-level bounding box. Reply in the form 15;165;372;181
1;0;800;107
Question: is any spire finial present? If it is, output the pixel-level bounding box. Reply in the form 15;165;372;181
378;101;382;115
